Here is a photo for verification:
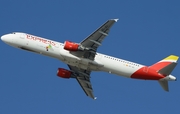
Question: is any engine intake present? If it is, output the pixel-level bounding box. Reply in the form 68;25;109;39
64;41;79;51
57;68;72;79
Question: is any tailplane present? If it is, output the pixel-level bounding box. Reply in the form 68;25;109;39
158;80;169;91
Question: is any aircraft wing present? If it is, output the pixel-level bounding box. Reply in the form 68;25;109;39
77;19;118;60
67;19;118;99
68;65;96;99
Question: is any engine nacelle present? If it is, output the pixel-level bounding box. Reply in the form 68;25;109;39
57;68;72;79
64;41;79;51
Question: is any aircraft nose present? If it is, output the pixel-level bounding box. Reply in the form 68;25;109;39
1;35;5;41
1;34;11;43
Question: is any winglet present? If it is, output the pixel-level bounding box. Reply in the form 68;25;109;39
113;19;119;22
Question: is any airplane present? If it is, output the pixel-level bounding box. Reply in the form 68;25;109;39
1;19;178;99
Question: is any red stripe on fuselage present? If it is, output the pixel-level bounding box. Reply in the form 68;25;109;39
131;66;165;80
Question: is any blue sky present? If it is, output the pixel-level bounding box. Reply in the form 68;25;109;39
0;0;180;113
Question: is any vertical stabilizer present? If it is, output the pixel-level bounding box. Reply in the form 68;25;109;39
150;55;178;75
158;62;177;76
150;55;179;91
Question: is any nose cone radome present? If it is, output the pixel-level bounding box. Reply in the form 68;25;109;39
1;34;11;44
1;35;5;41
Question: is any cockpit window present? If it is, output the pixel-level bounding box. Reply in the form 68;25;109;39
11;32;16;34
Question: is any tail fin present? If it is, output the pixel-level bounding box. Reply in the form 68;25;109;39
150;55;179;91
150;55;179;75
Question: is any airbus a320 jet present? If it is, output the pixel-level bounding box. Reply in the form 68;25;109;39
1;19;178;99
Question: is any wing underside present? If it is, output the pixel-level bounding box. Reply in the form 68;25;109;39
72;19;118;60
68;65;95;99
66;19;118;99
76;76;95;99
80;19;118;49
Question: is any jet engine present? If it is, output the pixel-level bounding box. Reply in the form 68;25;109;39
64;41;79;51
57;68;72;79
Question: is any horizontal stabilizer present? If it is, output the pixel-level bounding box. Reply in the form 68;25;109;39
158;80;169;91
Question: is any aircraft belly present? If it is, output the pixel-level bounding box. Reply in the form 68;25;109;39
63;58;102;71
60;52;103;70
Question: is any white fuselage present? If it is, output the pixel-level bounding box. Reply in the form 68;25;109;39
1;32;144;78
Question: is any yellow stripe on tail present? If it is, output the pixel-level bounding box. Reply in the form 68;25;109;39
161;55;179;62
